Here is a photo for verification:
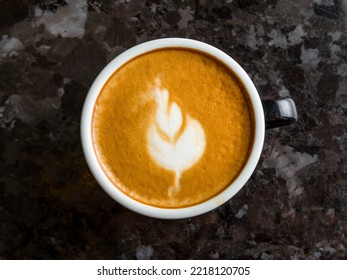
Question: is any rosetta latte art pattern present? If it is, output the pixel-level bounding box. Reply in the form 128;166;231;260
93;49;254;208
147;79;206;196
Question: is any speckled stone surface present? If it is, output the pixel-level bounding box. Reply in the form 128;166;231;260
0;0;346;259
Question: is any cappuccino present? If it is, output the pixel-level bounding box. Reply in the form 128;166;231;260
92;48;254;208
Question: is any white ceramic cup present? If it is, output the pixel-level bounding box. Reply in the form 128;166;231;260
81;38;296;219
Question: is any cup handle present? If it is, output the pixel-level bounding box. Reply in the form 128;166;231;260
262;98;298;129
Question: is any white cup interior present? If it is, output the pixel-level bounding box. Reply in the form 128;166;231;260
80;38;265;219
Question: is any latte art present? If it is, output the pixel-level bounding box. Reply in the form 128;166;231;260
147;79;206;195
92;48;254;208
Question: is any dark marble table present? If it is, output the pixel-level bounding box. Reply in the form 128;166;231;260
0;0;346;259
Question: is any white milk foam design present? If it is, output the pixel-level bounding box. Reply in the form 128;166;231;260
147;80;206;195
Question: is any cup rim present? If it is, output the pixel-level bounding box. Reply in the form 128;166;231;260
80;38;265;219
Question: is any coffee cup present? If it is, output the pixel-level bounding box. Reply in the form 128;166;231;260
81;38;297;219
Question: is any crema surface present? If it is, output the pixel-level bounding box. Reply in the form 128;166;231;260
92;48;254;208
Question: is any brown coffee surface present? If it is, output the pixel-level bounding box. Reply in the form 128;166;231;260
92;48;254;208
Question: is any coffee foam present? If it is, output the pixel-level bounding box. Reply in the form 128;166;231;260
147;79;206;195
92;48;254;208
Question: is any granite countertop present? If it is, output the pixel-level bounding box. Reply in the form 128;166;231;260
0;0;346;260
